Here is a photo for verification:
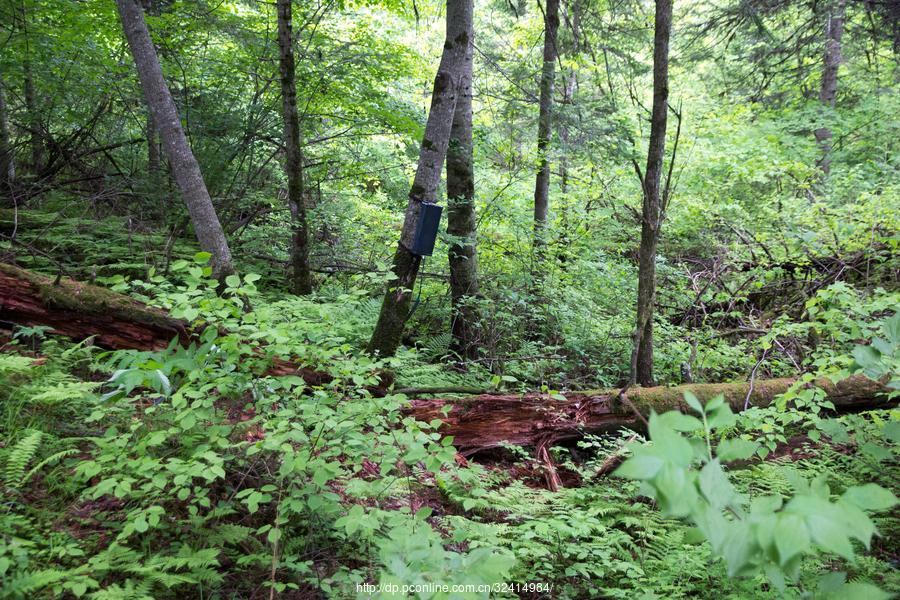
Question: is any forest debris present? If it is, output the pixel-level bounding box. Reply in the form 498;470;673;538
0;262;190;349
403;376;891;455
0;262;337;387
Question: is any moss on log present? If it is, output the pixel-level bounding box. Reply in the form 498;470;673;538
0;262;190;349
0;262;337;387
404;376;891;454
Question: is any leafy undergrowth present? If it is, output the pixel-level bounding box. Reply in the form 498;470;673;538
0;262;897;599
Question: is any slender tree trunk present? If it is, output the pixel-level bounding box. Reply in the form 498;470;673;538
814;0;845;175
23;61;42;176
276;0;313;295
0;76;14;202
142;1;162;193
446;5;479;359
115;0;235;280
367;0;473;357
630;0;672;387
147;114;160;177
142;0;161;185
532;0;559;260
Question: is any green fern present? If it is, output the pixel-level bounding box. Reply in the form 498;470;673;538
0;354;36;376
0;569;67;599
89;580;154;600
20;448;78;488
30;380;98;406
4;430;43;489
419;332;452;360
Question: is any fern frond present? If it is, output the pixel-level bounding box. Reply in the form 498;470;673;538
20;448;78;487
89;579;153;600
0;569;66;598
0;354;36;376
419;333;452;360
4;430;43;488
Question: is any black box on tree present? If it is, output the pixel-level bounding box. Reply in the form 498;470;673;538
409;203;442;256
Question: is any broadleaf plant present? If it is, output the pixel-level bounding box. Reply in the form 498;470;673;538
616;392;898;596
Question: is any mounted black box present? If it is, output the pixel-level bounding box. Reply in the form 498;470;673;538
409;203;443;256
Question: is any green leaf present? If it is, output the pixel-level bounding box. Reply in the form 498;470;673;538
615;453;665;480
884;312;900;342
268;528;282;545
825;582;892;600
193;251;212;264
789;499;854;559
684;391;704;415
852;345;881;369
774;514;810;564
707;404;736;430
658;411;703;432
647;412;694;466
716;438;759;462
705;395;725;412
842;484;898;511
225;274;241;288
244;273;261;283
816;418;851;444
883;420;900;444
133;516;149;533
699;459;738;510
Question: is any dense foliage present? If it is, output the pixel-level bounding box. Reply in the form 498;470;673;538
0;0;897;597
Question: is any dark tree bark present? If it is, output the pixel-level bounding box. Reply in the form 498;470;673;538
532;0;560;260
17;3;42;177
446;4;479;359
276;0;314;295
115;0;236;280
630;0;672;387
0;76;14;201
366;0;473;357
814;0;845;175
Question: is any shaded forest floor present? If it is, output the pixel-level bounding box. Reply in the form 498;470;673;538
0;210;898;599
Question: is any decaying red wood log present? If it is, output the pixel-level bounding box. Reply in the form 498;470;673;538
404;375;891;455
0;262;191;349
0;262;331;385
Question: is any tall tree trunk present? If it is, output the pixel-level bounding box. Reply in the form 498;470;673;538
147;114;160;175
446;4;479;360
366;0;473;357
276;0;313;295
814;0;845;175
532;0;560;262
115;0;235;280
17;2;41;177
23;61;41;176
630;0;672;387
142;1;161;192
0;76;14;202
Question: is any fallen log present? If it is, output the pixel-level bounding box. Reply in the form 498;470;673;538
0;262;333;385
404;375;891;455
0;262;191;349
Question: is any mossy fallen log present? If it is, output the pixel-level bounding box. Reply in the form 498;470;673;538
0;262;333;385
0;262;190;349
404;376;892;455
